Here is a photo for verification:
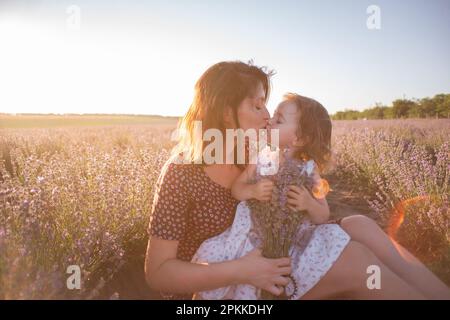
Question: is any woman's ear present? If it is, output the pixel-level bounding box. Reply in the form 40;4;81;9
292;135;309;147
223;106;236;128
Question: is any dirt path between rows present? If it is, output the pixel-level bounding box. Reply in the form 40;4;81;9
324;174;379;222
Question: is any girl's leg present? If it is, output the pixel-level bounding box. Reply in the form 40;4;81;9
340;215;450;300
300;241;426;300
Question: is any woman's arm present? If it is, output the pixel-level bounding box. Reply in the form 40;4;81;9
145;237;241;293
231;164;273;201
145;236;292;295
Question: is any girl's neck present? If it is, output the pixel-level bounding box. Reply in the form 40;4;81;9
278;147;292;165
278;146;307;165
280;146;297;159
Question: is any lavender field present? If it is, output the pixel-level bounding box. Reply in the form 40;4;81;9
0;118;449;299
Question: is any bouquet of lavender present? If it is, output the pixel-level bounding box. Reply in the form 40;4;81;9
247;148;317;300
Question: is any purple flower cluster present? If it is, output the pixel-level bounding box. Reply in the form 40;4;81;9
0;126;173;299
247;154;316;299
332;119;449;282
1;118;448;297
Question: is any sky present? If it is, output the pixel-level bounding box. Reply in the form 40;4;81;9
0;0;449;116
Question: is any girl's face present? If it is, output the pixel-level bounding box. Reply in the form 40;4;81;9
268;100;301;148
235;81;270;131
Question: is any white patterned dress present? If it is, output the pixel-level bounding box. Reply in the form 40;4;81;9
191;149;351;300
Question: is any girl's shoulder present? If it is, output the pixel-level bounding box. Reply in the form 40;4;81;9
298;159;316;176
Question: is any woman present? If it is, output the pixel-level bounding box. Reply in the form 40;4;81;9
144;61;450;299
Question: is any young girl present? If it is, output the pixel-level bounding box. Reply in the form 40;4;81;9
191;93;351;300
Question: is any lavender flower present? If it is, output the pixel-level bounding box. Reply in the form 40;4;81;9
247;150;317;299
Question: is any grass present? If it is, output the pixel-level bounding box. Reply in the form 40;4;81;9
0;114;180;129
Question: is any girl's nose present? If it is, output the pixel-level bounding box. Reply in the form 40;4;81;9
262;106;270;121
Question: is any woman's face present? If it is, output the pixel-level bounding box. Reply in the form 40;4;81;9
236;81;270;131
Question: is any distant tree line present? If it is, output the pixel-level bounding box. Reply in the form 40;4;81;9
331;93;450;120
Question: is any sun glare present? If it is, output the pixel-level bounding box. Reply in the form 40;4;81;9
0;16;198;116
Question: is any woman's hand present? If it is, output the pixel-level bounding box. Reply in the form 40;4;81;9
236;248;292;296
251;179;274;202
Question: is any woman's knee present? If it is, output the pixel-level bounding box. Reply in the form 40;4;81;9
341;215;380;237
342;241;378;269
341;214;375;228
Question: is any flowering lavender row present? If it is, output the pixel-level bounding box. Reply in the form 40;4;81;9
0;126;174;299
332;119;449;284
0;119;448;298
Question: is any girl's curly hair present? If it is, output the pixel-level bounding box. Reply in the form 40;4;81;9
283;93;334;174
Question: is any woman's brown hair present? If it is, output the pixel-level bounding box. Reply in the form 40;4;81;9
284;93;333;173
173;60;274;164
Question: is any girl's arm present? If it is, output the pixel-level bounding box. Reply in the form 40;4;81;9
144;236;292;295
308;166;331;224
231;164;257;200
305;193;330;224
231;164;274;201
287;166;331;224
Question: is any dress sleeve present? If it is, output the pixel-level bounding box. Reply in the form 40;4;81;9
148;161;191;241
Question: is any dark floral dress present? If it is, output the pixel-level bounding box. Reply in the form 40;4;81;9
147;158;240;299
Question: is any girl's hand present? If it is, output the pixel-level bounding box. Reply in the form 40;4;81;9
237;248;292;296
251;179;274;202
286;185;314;212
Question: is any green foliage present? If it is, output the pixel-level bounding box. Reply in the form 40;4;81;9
332;94;450;120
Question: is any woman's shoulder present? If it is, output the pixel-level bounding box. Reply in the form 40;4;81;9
158;153;200;181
